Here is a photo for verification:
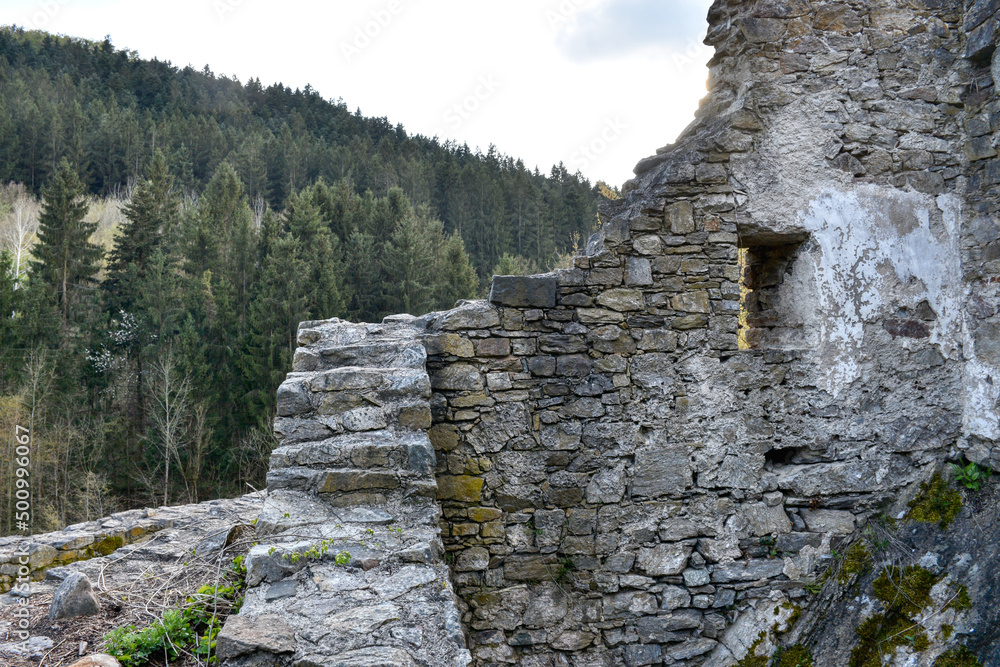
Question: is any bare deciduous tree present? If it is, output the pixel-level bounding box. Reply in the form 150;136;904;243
0;185;40;288
146;350;191;506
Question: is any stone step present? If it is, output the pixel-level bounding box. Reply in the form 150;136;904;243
277;368;430;419
270;431;435;475
294;339;427;373
266;466;437;502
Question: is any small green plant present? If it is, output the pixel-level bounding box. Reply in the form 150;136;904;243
555;558;576;583
759;535;780;559
104;555;248;666
104;609;196;667
804;580;823;595
950;460;991;491
335;550;351;566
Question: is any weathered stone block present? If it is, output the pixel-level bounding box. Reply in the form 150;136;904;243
474;337;512;357
597;288;645;312
49;572;99;620
436;300;501;330
637;543;693;576
626;257;654;286
711;558;785;583
431;364;484;391
317;471;399;493
428;423;460;451
622;643;662;667
489;275;557;308
800;509;856;535
632;444;692;498
665;201;696;234
739;17;786;43
217;614;296;659
423;333;474;358
671;291;711;313
437;475;485;502
504;555;560;581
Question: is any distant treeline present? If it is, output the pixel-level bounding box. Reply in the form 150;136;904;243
0;26;607;276
0;27;611;532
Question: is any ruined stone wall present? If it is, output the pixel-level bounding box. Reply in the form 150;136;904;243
416;1;999;665
2;3;997;665
248;1;1000;666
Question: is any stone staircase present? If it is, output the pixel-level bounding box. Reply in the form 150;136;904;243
218;317;470;667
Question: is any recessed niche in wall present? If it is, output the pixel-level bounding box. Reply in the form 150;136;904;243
738;230;815;350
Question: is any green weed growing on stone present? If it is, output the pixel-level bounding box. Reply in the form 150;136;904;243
947;585;972;611
804;580;823;595
104;555;247;666
760;535;780;559
556;558;576;583
950;460;991;491
104;609;196;667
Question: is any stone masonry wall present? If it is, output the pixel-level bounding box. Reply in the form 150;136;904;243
418;1;1000;665
250;1;1000;666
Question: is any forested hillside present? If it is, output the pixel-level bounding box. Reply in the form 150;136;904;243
0;27;608;533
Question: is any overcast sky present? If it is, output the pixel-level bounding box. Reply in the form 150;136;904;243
3;0;715;187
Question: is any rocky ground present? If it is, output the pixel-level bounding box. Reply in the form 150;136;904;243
0;494;262;667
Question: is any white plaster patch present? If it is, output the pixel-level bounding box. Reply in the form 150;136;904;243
798;186;963;395
962;359;1000;439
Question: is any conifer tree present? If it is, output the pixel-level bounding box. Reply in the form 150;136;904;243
385;214;437;316
106;150;179;314
30;158;101;333
437;233;480;308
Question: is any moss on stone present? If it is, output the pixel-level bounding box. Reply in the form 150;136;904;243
91;534;126;557
838;541;872;585
736;631;770;667
775;644;814;667
907;474;963;529
933;646;982;667
947;584;972;611
850;565;939;667
851;612;930;667
773;601;801;635
940;624;953;640
872;565;939;616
